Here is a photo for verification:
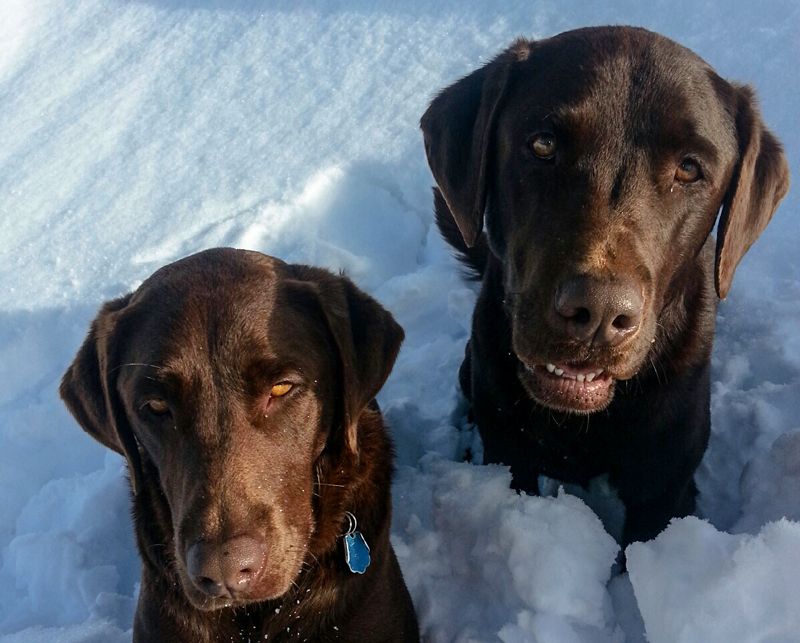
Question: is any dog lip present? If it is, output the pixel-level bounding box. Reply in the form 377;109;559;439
521;359;613;380
518;359;616;413
540;361;608;382
188;588;281;612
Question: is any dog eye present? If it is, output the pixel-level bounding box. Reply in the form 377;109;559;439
529;133;557;160
675;158;702;183
141;399;171;417
270;382;293;398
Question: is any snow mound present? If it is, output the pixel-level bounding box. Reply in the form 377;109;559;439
0;619;130;643
0;456;137;635
392;456;621;642
627;517;800;643
735;430;800;534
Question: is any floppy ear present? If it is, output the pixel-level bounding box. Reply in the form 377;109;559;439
60;294;143;495
325;277;403;455
420;45;522;247
715;85;790;299
291;271;404;456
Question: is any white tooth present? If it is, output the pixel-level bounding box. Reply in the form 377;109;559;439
554;368;564;376
577;374;586;382
546;363;556;373
586;372;596;382
596;369;604;375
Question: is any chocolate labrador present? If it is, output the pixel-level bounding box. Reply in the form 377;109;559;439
421;26;789;545
60;248;419;642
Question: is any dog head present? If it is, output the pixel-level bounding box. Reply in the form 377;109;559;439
422;26;788;413
60;248;403;610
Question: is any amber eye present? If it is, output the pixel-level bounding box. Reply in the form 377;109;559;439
141;399;170;416
675;158;702;183
529;133;557;159
270;382;293;398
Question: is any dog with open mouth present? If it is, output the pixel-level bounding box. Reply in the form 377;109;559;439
60;248;419;642
422;26;789;545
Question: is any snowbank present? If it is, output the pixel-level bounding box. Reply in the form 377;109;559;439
393;458;620;641
628;518;800;643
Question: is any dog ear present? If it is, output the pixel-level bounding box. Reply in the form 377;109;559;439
420;45;522;248
60;294;143;495
289;270;404;455
715;85;790;299
323;277;404;455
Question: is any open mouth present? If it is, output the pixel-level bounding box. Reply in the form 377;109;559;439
518;360;615;413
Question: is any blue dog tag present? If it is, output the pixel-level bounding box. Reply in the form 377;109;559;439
344;531;371;574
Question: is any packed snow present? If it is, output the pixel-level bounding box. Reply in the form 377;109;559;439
0;1;797;641
627;518;800;643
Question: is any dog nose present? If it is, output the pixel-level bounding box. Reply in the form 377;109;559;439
554;276;643;346
186;535;267;598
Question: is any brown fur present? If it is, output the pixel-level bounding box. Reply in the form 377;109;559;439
60;248;419;642
421;27;789;545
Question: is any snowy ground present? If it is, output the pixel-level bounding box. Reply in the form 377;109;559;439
1;1;798;641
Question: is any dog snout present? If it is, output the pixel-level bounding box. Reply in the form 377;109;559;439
553;275;643;347
186;535;267;599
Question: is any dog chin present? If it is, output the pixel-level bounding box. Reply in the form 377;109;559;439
184;590;238;612
179;570;297;612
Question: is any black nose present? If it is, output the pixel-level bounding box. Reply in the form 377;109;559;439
553;275;643;346
186;535;267;598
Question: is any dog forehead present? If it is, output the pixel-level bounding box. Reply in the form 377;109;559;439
117;250;302;367
524;27;709;87
505;28;731;147
138;248;285;294
118;254;338;393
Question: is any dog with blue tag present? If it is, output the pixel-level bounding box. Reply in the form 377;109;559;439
61;248;419;642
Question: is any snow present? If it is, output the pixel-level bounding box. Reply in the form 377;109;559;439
392;459;620;642
0;1;797;641
627;518;800;643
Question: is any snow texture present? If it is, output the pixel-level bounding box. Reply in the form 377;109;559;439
0;1;798;641
627;518;800;643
